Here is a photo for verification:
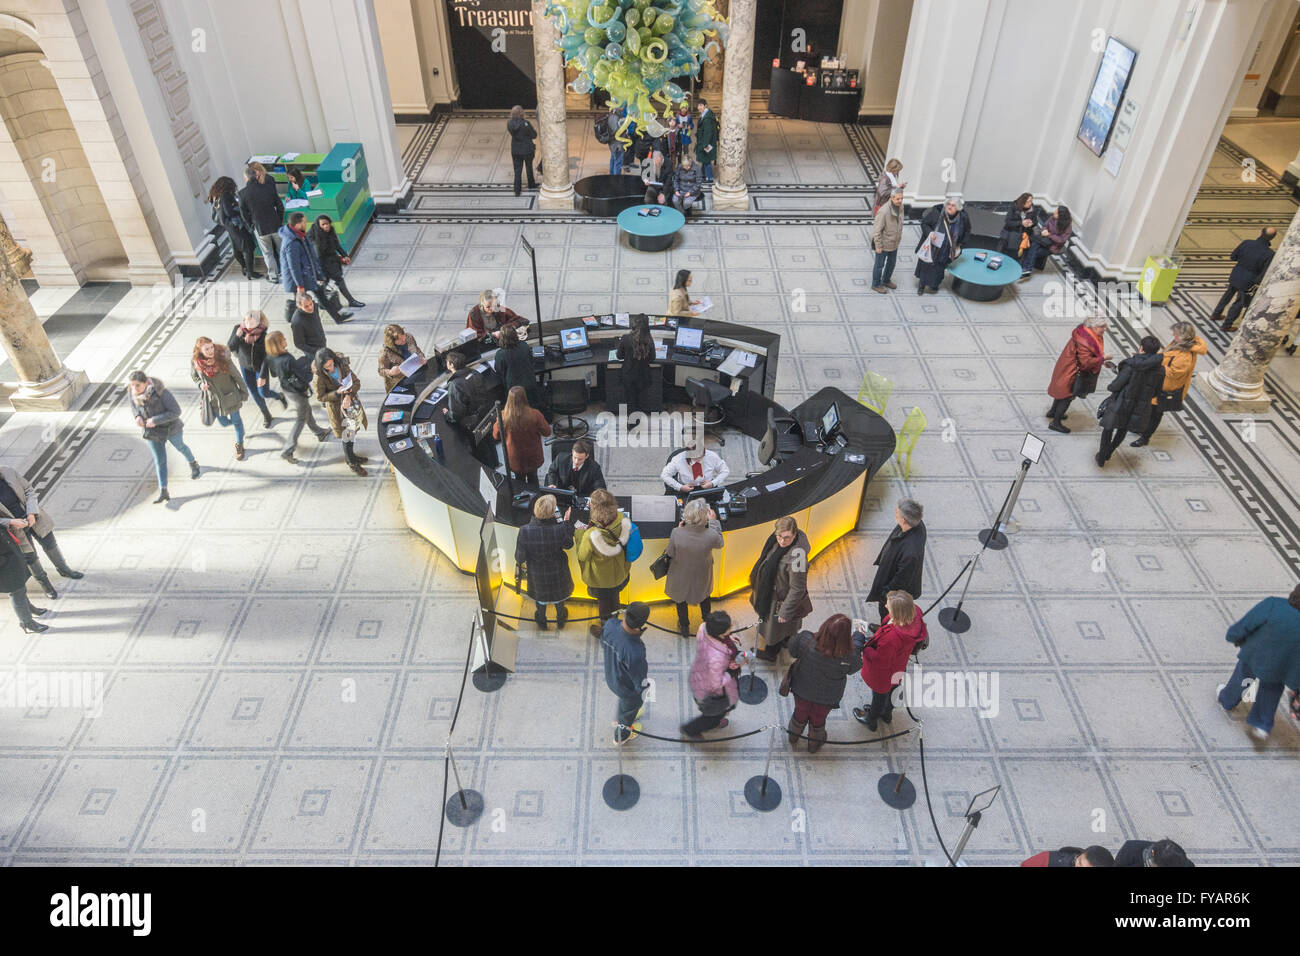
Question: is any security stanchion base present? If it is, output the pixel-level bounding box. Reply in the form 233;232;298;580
445;789;485;827
877;773;917;810
472;665;508;693
938;606;972;634
602;774;640;810
744;775;782;812
738;674;768;704
978;528;1008;550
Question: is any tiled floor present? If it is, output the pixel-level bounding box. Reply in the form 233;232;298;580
0;117;1297;867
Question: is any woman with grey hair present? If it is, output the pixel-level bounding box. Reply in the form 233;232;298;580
1046;313;1111;433
866;498;927;623
914;196;970;293
664;497;724;636
1131;320;1208;447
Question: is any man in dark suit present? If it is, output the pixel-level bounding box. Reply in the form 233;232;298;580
545;438;606;496
866;497;926;623
1115;838;1194;868
1213;227;1276;332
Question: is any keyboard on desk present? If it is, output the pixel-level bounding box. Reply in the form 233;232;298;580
670;349;706;367
563;349;593;363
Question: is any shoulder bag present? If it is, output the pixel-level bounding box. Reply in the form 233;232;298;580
200;390;216;427
778;657;799;697
1154;355;1183;411
649;550;671;580
623;521;644;563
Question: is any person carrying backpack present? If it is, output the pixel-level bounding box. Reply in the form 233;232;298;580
576;488;641;635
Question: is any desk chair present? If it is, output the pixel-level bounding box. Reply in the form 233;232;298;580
549;378;589;440
663;446;688;495
685;376;730;446
755;407;803;469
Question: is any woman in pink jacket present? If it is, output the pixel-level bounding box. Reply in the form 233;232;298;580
853;591;928;732
681;611;743;738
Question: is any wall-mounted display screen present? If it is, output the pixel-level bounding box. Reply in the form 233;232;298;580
1077;37;1137;157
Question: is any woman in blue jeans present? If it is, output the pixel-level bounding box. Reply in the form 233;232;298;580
127;371;200;504
191;337;250;460
227;310;285;428
1218;584;1300;739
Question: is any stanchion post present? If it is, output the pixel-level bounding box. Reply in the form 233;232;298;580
443;743;485;827
938;553;980;634
877;724;917;809
744;726;783;811
603;723;641;810
738;637;768;704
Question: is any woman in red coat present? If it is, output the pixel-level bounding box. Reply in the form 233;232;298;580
1047;315;1109;433
853;590;928;732
493;385;551;486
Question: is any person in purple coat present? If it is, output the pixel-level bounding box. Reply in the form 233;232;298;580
681;611;743;738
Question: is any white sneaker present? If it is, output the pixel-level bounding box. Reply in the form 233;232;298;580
1248;726;1269;741
1216;683;1230;708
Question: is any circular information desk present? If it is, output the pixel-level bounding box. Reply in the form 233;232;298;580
947;250;1022;301
616;204;685;252
378;316;896;605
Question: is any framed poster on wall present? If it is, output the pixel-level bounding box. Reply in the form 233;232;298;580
1077;37;1137;157
445;0;538;109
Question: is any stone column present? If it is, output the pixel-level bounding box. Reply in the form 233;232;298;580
711;0;755;211
532;1;575;210
1196;203;1300;412
0;214;87;411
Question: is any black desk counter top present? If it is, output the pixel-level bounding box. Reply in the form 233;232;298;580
377;317;895;595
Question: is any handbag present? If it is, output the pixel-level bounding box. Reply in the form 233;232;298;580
1072;370;1099;398
1155;388;1184;412
200;390;216;427
697;692;731;717
778;657;799;697
1095;394;1113;423
649;550;671;580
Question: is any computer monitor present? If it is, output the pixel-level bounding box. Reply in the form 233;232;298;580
537;485;578;507
559;327;589;352
674;326;703;352
819;401;841;440
686;485;727;503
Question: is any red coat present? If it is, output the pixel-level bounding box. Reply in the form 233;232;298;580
1047;325;1104;400
860;611;927;694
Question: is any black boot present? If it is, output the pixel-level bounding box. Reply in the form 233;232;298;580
48;545;83;579
555;603;568;628
31;566;57;600
533;605;548;630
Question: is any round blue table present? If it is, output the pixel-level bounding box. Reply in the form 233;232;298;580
947;250;1022;301
617;204;686;252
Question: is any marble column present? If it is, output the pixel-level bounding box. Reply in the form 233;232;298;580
1196;203;1300;412
0;213;87;411
711;0;755;211
532;2;575;210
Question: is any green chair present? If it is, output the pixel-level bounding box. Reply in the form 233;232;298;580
895;406;927;478
856;369;894;415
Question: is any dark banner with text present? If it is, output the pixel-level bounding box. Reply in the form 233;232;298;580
446;0;538;109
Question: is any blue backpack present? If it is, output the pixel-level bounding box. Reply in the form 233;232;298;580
623;521;643;563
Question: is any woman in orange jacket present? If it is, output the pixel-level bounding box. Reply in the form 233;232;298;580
1131;321;1208;447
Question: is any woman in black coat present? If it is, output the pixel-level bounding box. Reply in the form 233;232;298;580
308;215;364;309
915;198;971;293
1096;335;1164;467
507;105;538;196
208;176;257;280
493;325;542;410
616;314;655;413
1000;192;1036;275
515;494;575;629
228;310;287;428
0;524;46;633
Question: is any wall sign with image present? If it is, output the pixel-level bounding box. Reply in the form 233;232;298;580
1078;36;1137;157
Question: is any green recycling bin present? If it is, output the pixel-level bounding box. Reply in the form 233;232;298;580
1138;254;1182;304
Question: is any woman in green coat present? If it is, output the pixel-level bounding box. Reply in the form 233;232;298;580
191;337;250;460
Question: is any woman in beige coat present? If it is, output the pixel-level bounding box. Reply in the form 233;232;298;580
312;347;369;477
664;498;723;636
